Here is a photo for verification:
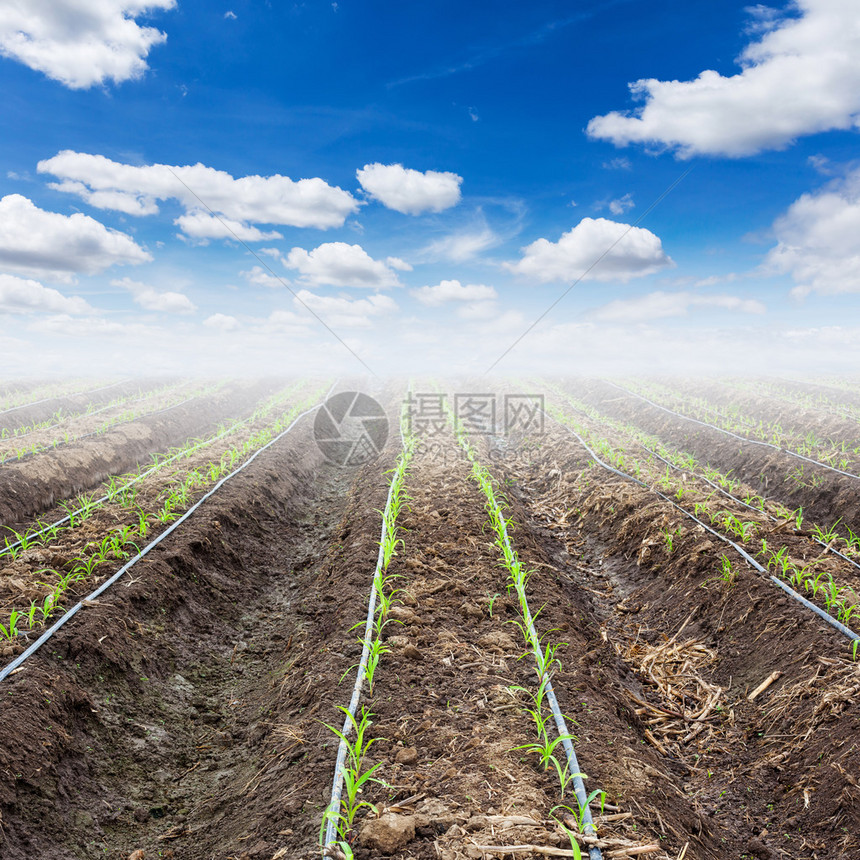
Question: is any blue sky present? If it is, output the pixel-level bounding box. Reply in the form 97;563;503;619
1;0;859;377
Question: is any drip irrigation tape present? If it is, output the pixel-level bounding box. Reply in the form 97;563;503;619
453;421;602;860
5;380;191;442
607;381;860;484
0;379;132;418
545;411;860;647
492;498;603;860
554;392;860;574
0;383;307;557
0;393;206;467
0;387;336;685
323;401;408;850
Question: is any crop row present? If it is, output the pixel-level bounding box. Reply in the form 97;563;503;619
0;377;122;416
322;398;416;856
0;380;220;464
0;381;328;641
542;392;860;653
445;397;604;858
620;378;860;472
543;380;860;564
0;379;184;441
724;377;860;424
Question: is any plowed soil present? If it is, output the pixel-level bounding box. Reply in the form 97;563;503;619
0;378;858;860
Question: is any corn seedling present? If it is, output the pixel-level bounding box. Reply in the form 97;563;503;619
812;519;843;544
720;554;738;585
321;707;385;845
551;792;605;844
0;610;21;641
513;729;578;799
661;526;681;553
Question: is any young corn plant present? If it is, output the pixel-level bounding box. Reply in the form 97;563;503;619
320;707;386;849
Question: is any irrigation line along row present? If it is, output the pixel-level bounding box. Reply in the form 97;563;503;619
0;385;337;685
0;378;131;418
608;381;860;484
548;385;860;574
5;379;176;442
448;415;603;860
322;398;414;852
544;410;860;648
0;380;311;558
0;389;212;466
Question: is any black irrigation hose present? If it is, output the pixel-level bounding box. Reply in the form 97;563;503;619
545;411;860;647
0;392;208;466
554;393;860;574
322;423;406;850
607;381;860;484
0;379;131;418
0;384;306;558
0;388;335;684
4;380;186;442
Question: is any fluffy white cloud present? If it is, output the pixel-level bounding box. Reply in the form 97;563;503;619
421;227;501;262
241;266;288;289
587;0;860;157
293;289;397;327
38;151;359;236
608;194;634;216
203;313;240;332
0;273;93;315
765;166;860;296
385;256;412;271
505;217;672;284
175;212;283;242
0;193;151;282
0;0;176;89
112;277;196;314
591;291;766;323
411;279;497;306
356;163;462;215
284;242;402;288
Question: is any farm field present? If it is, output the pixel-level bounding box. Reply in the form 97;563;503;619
0;377;858;860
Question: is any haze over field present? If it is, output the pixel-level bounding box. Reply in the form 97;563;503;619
1;0;859;377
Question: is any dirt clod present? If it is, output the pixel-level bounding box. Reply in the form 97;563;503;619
359;813;416;854
395;746;418;765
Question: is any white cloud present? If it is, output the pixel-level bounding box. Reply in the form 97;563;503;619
693;273;738;288
505;217;672;284
587;0;860;157
608;193;634;215
294;289;398;327
224;10;237;19
38;151;359;236
603;157;632;170
203;313;240;332
0;0;176;89
174;212;283;242
284;242;402;288
0;193;151;282
241;266;288;289
411;279;497;306
385;256;413;271
764;165;860;296
356;163;462;215
0;273;93;315
591;291;766;323
421;227;501;262
112;277;196;314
